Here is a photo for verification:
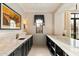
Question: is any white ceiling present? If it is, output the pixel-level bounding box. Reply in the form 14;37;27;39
6;3;62;17
18;3;62;13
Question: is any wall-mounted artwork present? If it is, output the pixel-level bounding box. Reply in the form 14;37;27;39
0;3;21;30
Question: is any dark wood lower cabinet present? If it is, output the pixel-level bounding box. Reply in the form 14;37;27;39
14;45;23;56
24;40;28;56
46;36;69;56
55;44;65;56
9;36;33;56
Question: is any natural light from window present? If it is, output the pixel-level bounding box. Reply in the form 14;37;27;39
36;19;43;27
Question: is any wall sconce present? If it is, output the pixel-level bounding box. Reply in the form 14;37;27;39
76;3;77;10
22;19;27;32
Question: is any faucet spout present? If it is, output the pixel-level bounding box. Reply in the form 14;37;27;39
16;34;19;39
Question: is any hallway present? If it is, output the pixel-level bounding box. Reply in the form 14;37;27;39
28;34;51;56
28;46;51;56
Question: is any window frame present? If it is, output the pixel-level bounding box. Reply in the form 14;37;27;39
71;13;79;39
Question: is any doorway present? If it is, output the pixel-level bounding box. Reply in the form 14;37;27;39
33;15;46;46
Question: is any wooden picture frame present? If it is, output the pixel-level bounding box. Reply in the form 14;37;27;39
0;3;21;30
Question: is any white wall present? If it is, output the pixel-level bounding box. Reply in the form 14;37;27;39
54;3;78;36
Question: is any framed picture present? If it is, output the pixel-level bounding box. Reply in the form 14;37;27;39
0;3;21;30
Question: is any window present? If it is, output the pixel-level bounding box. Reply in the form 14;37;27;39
36;19;43;33
34;15;44;33
71;13;79;39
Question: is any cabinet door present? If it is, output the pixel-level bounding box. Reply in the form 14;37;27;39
63;52;69;56
46;36;50;46
56;45;64;56
30;37;33;47
20;43;25;56
14;48;21;56
29;37;32;50
9;52;14;56
46;37;56;56
29;37;33;50
14;44;23;56
24;41;28;56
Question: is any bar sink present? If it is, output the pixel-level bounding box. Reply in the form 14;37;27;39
18;38;25;40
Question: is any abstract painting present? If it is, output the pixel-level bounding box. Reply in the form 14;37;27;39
0;3;21;29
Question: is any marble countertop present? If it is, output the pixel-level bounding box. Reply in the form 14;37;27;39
0;35;32;56
47;35;79;56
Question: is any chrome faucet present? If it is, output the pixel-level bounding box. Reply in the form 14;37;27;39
16;34;19;39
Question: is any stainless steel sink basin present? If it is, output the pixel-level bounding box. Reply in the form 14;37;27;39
18;38;25;40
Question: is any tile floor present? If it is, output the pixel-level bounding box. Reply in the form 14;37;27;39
28;46;51;56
